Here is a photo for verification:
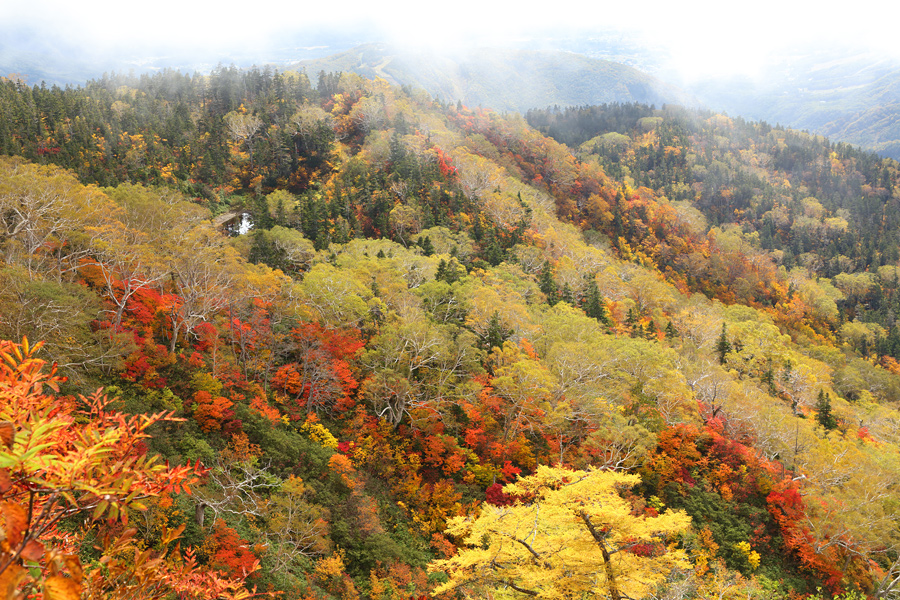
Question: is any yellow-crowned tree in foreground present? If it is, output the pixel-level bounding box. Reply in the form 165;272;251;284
430;466;691;600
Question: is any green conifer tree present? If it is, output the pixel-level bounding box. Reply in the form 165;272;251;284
625;308;639;336
420;235;435;256
560;282;575;306
583;278;611;327
435;258;449;282
716;323;732;365
539;261;558;306
664;321;678;339
484;311;510;352
815;389;837;430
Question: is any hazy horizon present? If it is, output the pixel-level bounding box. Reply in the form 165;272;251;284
3;0;899;87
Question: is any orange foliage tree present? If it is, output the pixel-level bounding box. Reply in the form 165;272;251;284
641;422;848;588
209;519;260;580
193;390;236;433
0;338;254;599
271;324;363;418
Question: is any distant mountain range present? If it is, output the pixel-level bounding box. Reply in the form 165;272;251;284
287;43;697;113
690;46;900;160
0;24;368;86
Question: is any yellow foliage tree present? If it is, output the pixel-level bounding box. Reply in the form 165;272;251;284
431;466;691;599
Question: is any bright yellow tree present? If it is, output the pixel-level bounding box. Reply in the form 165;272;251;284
430;466;691;600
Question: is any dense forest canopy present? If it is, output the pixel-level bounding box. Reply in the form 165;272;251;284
2;66;900;600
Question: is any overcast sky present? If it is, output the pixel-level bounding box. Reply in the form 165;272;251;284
3;0;899;83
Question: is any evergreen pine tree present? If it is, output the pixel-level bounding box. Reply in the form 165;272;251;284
435;258;462;284
485;241;503;266
762;361;776;395
625;308;639;336
420;235;435;256
815;389;837;430
664;321;678;339
716;323;732;365
435;258;449;282
583;278;611;326
484;311;509;351
539;261;558;306
560;282;575;306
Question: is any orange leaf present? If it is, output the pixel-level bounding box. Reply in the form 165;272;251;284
20;539;44;562
0;502;28;549
62;554;83;583
0;421;13;449
0;469;11;493
43;575;82;600
0;564;27;598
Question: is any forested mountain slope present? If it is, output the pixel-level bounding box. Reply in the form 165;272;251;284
528;103;900;356
1;68;900;599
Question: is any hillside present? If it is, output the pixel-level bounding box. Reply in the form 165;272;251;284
291;43;696;113
688;46;900;161
2;68;900;599
819;70;900;160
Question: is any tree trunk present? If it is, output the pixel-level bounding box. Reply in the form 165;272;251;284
578;510;621;600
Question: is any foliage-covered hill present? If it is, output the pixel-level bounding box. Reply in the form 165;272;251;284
291;43;695;114
689;47;900;161
528;102;900;343
818;70;900;160
2;67;900;600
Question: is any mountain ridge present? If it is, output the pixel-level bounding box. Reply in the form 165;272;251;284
289;43;698;113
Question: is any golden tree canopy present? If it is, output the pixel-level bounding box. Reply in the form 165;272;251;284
431;466;691;600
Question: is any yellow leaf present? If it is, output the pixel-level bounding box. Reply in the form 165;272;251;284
62;555;83;584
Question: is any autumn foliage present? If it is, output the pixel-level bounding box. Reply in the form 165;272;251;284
271;324;363;418
3;68;900;600
0;339;253;599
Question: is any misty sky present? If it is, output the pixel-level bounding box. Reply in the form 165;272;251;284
3;0;899;83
